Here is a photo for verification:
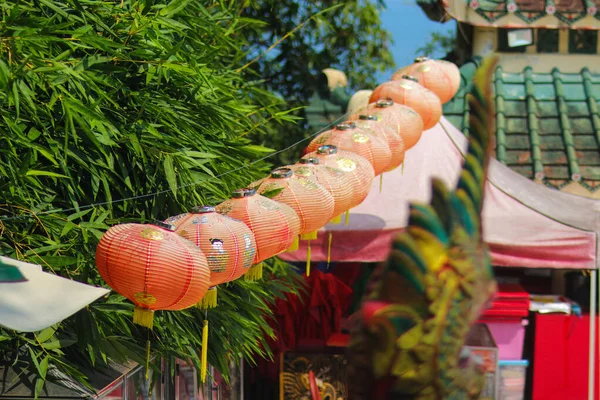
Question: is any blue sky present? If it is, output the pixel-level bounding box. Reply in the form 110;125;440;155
377;1;456;81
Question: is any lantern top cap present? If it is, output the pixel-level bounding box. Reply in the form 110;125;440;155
191;206;215;214
299;157;320;165
414;56;430;63
152;220;175;231
271;167;293;179
402;75;419;83
317;144;338;155
336;122;357;131
232;188;256;198
375;98;394;108
359;114;378;121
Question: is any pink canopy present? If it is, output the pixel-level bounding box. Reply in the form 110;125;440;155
280;117;600;270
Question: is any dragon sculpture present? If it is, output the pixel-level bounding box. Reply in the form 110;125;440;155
347;57;499;400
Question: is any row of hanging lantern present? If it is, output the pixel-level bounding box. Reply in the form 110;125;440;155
93;56;460;379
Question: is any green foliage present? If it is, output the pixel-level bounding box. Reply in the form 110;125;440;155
416;29;456;58
240;0;396;165
0;0;304;395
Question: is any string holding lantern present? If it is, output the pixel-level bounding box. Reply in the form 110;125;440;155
254;168;335;276
392;56;461;104
305;122;392;176
304;145;375;226
215;188;300;280
167;206;257;308
369;75;442;130
362;98;424;151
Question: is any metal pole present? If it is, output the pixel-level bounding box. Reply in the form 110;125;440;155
589;270;597;400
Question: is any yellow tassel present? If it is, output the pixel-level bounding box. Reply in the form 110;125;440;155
345;209;350;225
201;319;208;383
329;214;342;224
300;230;318;241
379;174;383;193
133;307;154;329
327;232;333;267
287;235;299;252
402;161;405;174
306;241;311;277
145;340;151;380
199;287;218;309
279;352;285;400
244;263;263;281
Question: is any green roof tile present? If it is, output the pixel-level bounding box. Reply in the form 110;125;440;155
444;58;600;191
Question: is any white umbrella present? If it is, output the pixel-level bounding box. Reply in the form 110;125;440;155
0;256;110;332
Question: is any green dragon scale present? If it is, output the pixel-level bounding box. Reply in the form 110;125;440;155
348;57;499;400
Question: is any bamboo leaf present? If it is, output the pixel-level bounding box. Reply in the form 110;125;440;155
34;355;49;399
25;170;69;178
163;155;178;197
36;326;58;343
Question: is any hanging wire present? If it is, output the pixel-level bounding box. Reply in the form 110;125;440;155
0;111;352;222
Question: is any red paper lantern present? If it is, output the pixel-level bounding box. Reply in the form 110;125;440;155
95;221;211;328
363;99;424;150
350;114;405;172
305;122;392;176
393;57;461;104
168;207;257;308
254;168;335;240
215;188;300;280
304;145;375;210
290;158;354;222
369;76;442;130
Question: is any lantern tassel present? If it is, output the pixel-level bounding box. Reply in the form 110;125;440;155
287;235;299;252
300;231;318;241
402;161;405;174
199;287;218;309
279;352;285;400
327;232;333;267
379;174;383;193
306;241;311;277
329;214;342;224
245;263;263;281
145;339;151;380
133;307;154;329
201;319;209;383
345;209;350;225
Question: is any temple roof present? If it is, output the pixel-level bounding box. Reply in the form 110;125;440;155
445;58;600;197
418;0;600;29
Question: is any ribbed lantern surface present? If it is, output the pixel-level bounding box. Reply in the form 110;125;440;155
95;222;211;328
215;188;300;264
369;76;442;130
290;158;354;221
351;115;405;172
305;122;392;176
304;145;375;209
170;207;256;286
254;167;335;238
392;57;460;104
362;99;424;150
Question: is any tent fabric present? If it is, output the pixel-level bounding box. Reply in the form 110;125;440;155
0;256;110;332
280;117;600;269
